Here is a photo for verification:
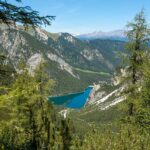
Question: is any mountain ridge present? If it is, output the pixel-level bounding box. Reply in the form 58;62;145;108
0;25;125;102
0;25;127;127
76;29;127;41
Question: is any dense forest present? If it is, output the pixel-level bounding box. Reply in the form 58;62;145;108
0;0;150;149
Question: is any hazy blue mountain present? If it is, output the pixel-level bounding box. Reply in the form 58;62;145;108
76;30;127;41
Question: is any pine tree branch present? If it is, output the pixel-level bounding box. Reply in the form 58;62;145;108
0;0;55;28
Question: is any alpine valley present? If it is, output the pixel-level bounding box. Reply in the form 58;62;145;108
0;25;127;127
1;0;150;148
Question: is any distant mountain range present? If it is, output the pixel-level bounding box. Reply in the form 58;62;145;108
75;30;127;41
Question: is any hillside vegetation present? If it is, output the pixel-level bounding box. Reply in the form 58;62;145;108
0;1;150;149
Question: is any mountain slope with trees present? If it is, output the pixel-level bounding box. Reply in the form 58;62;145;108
0;0;150;149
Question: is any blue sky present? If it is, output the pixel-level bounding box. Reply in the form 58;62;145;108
10;0;150;34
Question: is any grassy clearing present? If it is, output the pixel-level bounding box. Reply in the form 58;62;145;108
74;68;111;76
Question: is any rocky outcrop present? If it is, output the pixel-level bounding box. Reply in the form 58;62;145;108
47;53;79;78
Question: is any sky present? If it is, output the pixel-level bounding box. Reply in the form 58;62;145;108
10;0;150;34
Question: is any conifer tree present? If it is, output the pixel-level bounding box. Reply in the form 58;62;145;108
125;10;150;117
133;51;150;130
0;54;15;86
61;119;73;150
0;0;55;29
0;64;57;149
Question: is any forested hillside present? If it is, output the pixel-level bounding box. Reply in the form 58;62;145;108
0;26;126;94
0;0;150;149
